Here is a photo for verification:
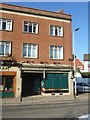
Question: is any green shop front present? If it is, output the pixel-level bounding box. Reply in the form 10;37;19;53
42;73;68;95
21;64;72;97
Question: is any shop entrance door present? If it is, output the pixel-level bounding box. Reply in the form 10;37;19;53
33;78;41;95
21;73;43;97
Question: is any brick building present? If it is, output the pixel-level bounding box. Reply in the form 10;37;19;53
0;3;73;98
72;57;84;71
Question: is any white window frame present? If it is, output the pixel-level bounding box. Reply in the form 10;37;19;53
0;18;12;31
24;21;38;34
0;41;11;56
50;25;63;37
23;43;38;58
50;45;63;59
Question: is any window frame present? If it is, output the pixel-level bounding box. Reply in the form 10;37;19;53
49;45;64;60
23;43;38;58
0;41;11;56
23;21;38;34
0;18;12;31
50;25;63;37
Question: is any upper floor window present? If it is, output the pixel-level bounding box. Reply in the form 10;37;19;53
0;41;11;56
50;45;63;59
23;43;38;58
50;25;63;37
24;21;38;34
0;18;12;31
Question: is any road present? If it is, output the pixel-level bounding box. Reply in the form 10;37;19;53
2;99;89;118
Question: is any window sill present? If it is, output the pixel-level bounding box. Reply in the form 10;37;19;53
50;58;63;60
23;31;39;35
0;55;9;57
50;35;63;38
0;29;12;32
23;57;38;59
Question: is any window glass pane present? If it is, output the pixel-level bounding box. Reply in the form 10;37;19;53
0;76;2;85
0;20;1;29
2;21;6;30
24;25;28;32
5;44;10;55
0;43;2;55
28;45;31;57
58;27;61;36
50;46;53;58
54;47;57;58
29;24;32;32
0;76;4;91
23;44;27;57
33;25;36;33
61;27;63;36
4;76;13;91
55;28;58;36
0;44;4;55
50;26;53;35
7;21;11;30
50;29;53;35
32;45;36;57
58;47;61;58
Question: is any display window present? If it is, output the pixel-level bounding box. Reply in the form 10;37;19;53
0;76;14;91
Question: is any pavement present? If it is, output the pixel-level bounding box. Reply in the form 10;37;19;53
0;93;89;105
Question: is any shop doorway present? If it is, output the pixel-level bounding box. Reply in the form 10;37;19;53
21;73;43;97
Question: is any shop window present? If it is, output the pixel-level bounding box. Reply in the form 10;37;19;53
0;76;13;91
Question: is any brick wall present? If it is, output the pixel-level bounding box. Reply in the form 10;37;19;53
1;3;72;65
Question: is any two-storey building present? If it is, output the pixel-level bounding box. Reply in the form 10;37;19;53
0;3;73;98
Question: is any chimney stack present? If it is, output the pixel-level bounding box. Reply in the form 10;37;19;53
57;9;64;14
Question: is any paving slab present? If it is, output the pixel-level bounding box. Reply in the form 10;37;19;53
0;93;89;106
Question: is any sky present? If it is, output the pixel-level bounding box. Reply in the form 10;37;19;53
3;2;88;61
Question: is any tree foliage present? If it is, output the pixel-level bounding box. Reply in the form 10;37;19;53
81;72;90;78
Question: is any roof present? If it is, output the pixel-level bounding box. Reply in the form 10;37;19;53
84;54;90;61
0;3;72;21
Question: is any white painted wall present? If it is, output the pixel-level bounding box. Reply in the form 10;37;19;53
84;61;90;72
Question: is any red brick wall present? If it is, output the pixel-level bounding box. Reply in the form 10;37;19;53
1;4;72;65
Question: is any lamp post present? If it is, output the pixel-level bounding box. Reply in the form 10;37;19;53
73;27;79;98
73;27;79;71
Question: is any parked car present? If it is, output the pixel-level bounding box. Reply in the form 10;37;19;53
74;82;90;93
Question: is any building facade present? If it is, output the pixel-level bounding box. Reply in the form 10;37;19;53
0;3;73;98
83;54;90;72
72;57;84;72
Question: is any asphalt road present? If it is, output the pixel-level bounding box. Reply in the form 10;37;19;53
2;100;89;119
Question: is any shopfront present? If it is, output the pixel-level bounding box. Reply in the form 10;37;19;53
0;72;16;98
21;64;72;97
